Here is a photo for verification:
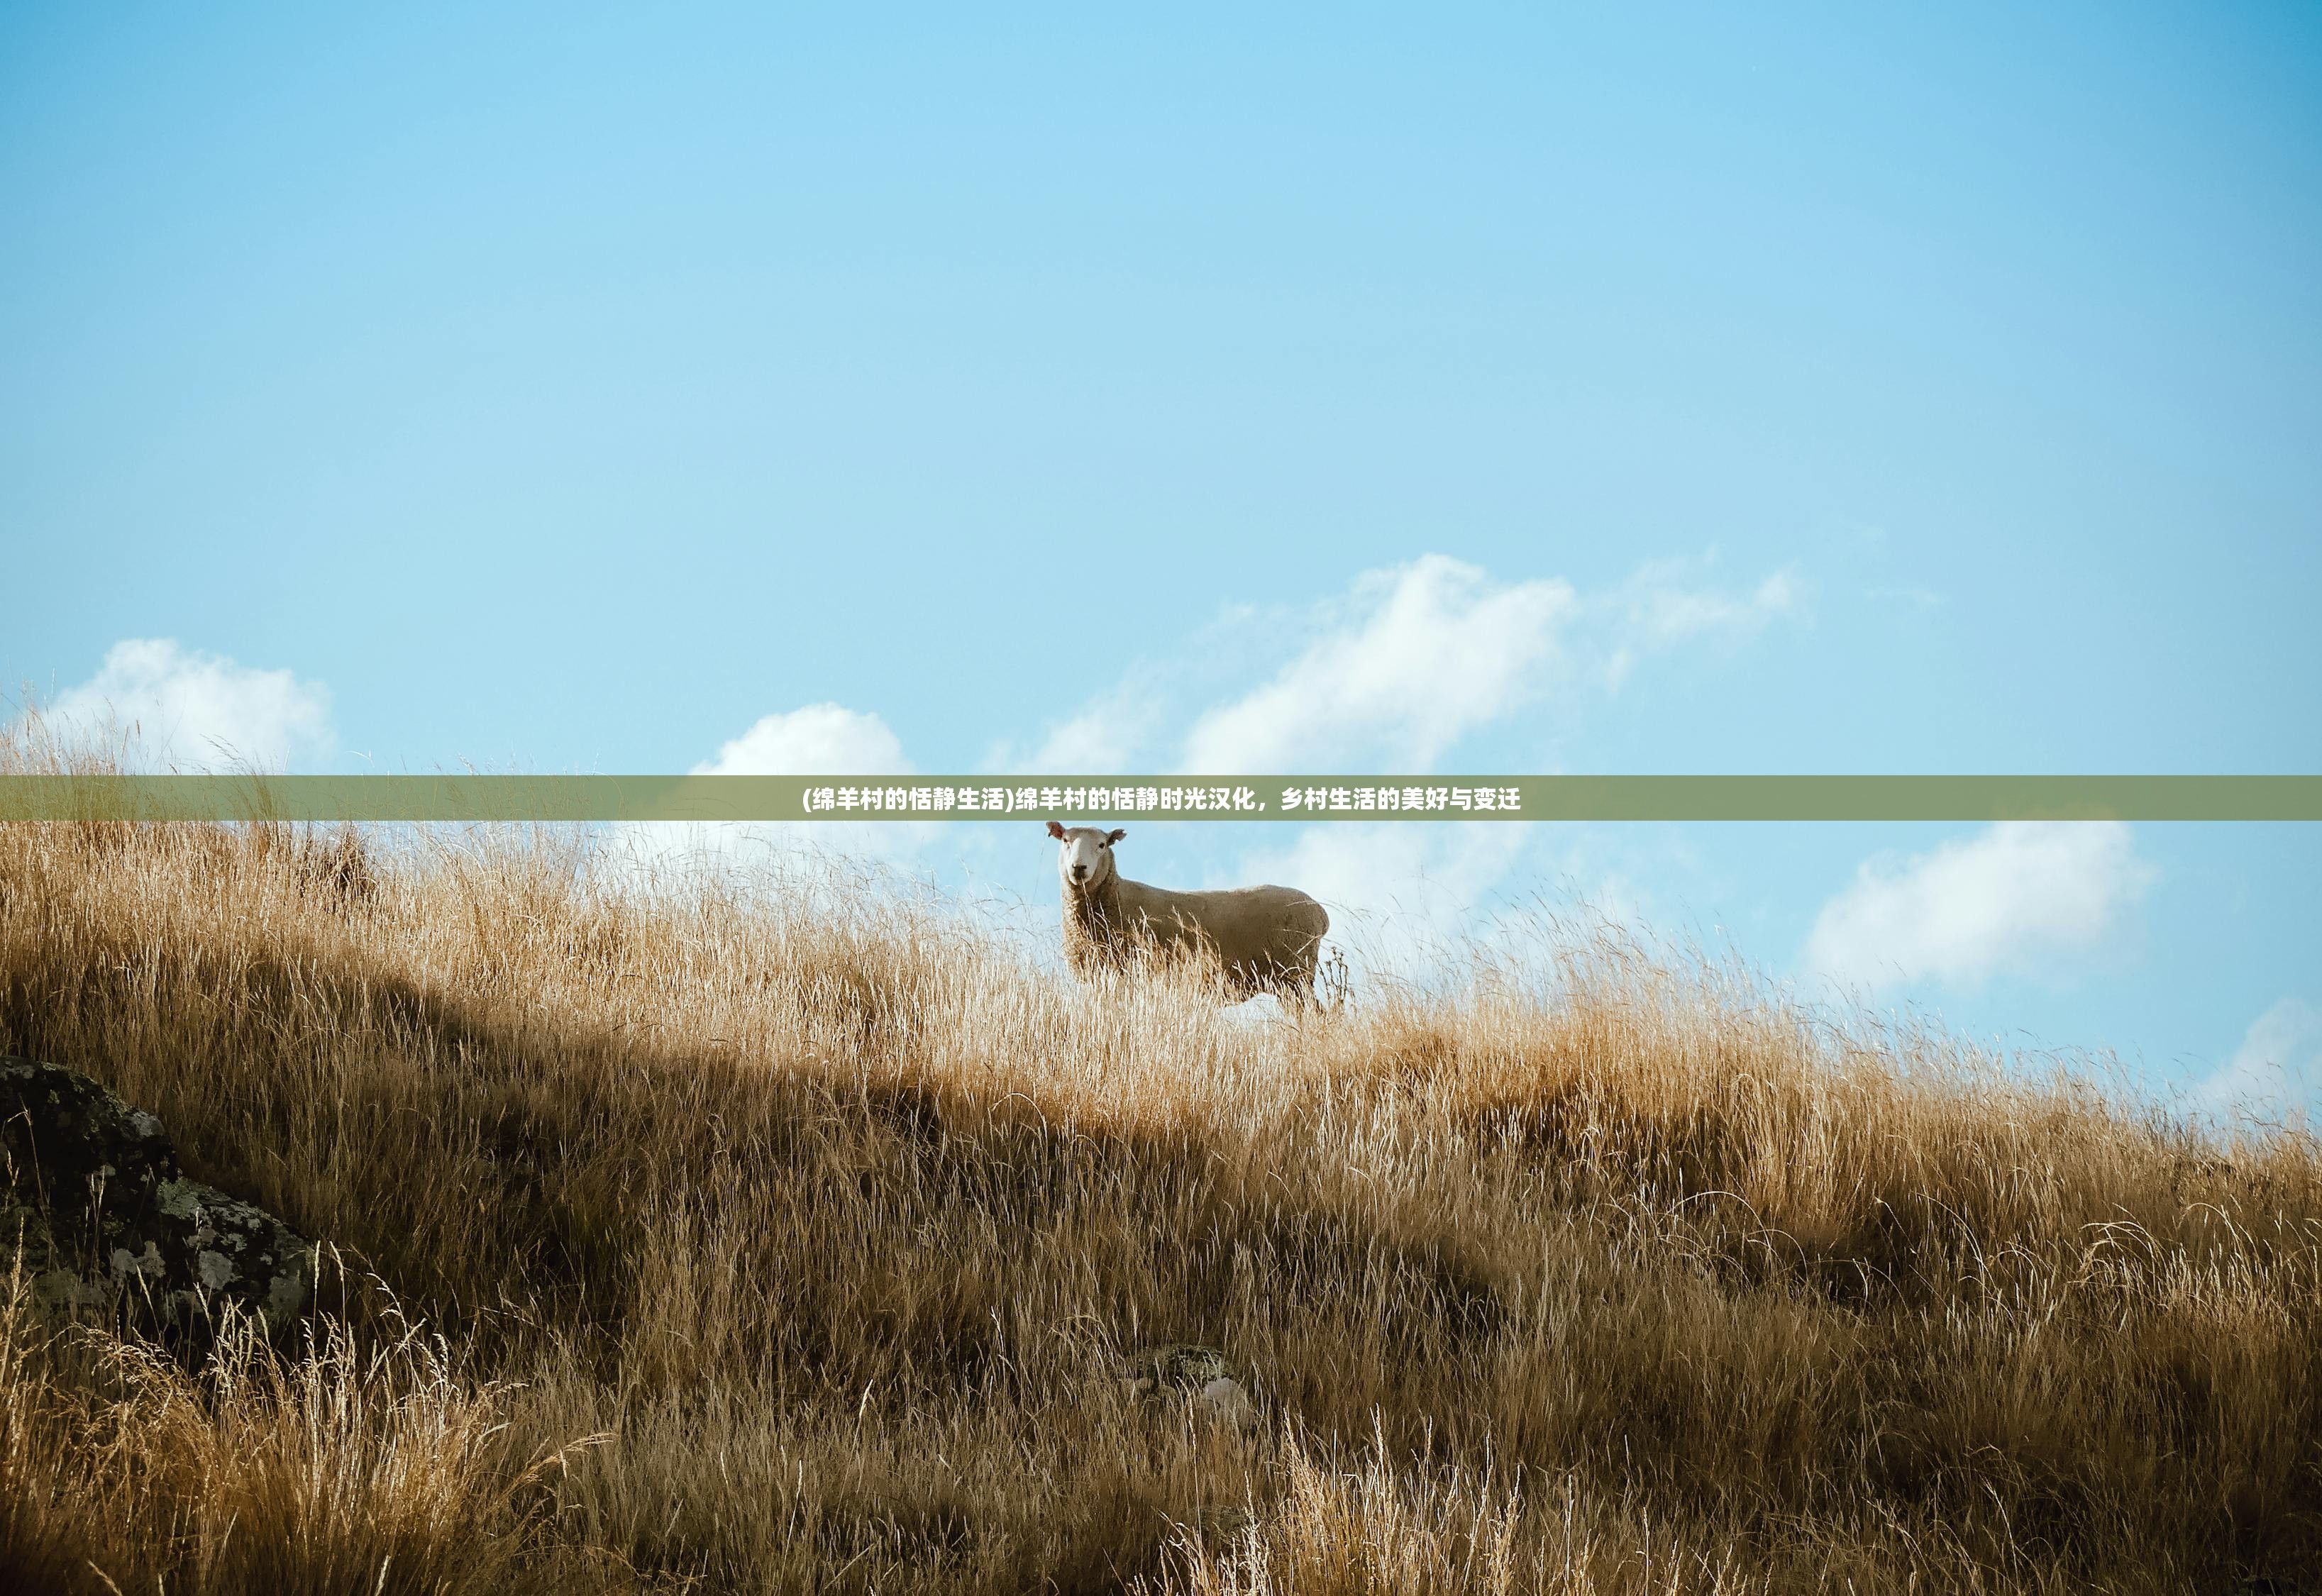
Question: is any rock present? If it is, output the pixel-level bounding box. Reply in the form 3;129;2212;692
1121;1343;1261;1434
1;1056;312;1336
1122;1341;1232;1394
1176;1503;1261;1545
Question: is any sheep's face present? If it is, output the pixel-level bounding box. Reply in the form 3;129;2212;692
1048;823;1124;892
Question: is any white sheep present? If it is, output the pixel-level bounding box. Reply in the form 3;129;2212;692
1046;821;1330;1005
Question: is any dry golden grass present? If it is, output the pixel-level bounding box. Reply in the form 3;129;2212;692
0;794;2316;1592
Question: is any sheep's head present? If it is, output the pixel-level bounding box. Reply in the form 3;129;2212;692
1047;821;1125;891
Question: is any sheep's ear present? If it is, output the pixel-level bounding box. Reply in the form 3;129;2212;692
1046;820;1066;840
1106;829;1127;845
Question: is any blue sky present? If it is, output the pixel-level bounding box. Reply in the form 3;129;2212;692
4;4;2317;1123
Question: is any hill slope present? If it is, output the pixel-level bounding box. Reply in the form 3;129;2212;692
3;820;2316;1594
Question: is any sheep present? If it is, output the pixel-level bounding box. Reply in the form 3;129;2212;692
1046;821;1330;1005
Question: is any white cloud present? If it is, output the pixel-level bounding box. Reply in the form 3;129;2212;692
43;638;333;771
1615;560;1798;645
1223;821;1537;981
609;550;1803;939
1178;555;1579;772
692;703;911;777
2198;999;2320;1131
1017;682;1163;776
984;551;1805;962
1593;558;1801;692
603;703;924;888
1802;821;2155;994
1163;553;1801;775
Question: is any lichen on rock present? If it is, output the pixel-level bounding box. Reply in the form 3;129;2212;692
1120;1342;1261;1433
2;1055;314;1338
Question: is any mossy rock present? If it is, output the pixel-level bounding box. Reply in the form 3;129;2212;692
1122;1342;1237;1395
1;1056;312;1336
1119;1343;1260;1432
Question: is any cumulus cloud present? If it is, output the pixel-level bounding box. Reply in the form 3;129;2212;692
616;551;1801;935
1017;683;1164;776
1168;553;1801;775
1802;821;2155;994
988;551;1805;963
602;703;927;887
2198;999;2320;1131
993;553;1800;779
1178;555;1579;772
692;703;912;777
43;638;333;771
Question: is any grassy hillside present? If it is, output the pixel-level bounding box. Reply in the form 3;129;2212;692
1;816;2316;1594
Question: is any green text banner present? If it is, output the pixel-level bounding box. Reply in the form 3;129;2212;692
1;775;2316;822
